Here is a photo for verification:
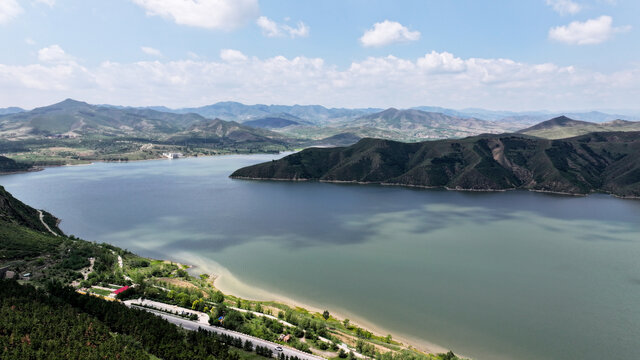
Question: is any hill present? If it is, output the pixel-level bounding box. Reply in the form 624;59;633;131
168;118;290;150
338;108;521;140
0;99;205;139
243;116;302;129
0;107;24;116
0;99;294;164
0;185;61;236
165;101;380;124
231;132;640;197
0;155;32;173
518;116;640;139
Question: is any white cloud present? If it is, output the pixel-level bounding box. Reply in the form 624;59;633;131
549;15;631;45
546;0;581;15
2;49;640;112
256;16;309;38
38;45;75;63
0;0;22;24
220;49;247;62
35;0;56;7
360;20;420;47
141;46;162;57
25;37;36;45
131;0;259;30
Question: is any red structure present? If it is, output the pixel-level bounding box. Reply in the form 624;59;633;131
113;285;130;295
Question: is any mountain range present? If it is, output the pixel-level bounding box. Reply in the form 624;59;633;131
231;131;640;198
518;116;640;139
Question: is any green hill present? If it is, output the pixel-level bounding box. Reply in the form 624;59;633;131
518;116;640;139
231;132;640;197
0;99;295;164
0;155;32;173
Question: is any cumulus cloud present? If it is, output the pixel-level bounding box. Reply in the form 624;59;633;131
220;49;247;62
0;0;22;24
1;48;639;112
549;15;631;44
131;0;259;30
546;0;581;15
141;46;162;56
38;45;75;63
256;16;309;38
360;20;420;47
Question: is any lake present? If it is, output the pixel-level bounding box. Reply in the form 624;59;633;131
2;154;639;360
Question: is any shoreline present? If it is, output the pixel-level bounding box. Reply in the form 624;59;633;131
181;254;451;356
230;175;640;199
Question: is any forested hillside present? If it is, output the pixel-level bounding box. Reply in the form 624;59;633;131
231;132;640;197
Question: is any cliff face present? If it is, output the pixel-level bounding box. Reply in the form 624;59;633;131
231;132;640;197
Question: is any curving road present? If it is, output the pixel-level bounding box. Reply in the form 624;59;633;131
124;301;325;360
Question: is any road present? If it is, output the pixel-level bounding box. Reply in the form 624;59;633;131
112;251;133;282
37;210;59;236
124;300;325;360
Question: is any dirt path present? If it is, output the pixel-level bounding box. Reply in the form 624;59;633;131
37;210;59;236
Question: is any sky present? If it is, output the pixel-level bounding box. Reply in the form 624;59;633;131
0;0;639;111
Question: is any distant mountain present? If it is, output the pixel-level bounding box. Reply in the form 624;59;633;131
231;132;640;198
519;116;640;139
243;116;302;129
0;99;294;162
168;118;289;147
341;108;520;140
305;132;362;147
0;99;205;138
156;101;381;124
411;107;639;124
0;107;24;116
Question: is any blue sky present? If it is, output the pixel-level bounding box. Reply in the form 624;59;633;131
1;0;639;111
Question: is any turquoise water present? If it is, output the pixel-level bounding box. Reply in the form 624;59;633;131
2;154;640;360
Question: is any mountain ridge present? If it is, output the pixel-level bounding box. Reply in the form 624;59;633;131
231;131;640;198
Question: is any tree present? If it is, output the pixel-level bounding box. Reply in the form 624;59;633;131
343;319;350;328
212;290;225;303
322;310;330;320
338;349;348;358
243;340;253;352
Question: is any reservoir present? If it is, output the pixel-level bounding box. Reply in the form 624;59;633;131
2;153;639;360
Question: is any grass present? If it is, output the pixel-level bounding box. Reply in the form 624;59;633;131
89;288;113;296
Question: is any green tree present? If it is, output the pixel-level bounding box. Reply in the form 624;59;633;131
322;310;330;320
212;290;225;303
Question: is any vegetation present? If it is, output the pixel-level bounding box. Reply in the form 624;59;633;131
0;99;293;168
231;132;640;197
0;155;31;173
518;116;640;139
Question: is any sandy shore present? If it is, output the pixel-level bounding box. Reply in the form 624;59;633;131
181;253;450;356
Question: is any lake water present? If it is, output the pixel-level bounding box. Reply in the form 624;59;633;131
2;154;640;360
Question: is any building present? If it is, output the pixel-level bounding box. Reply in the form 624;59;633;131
162;152;183;159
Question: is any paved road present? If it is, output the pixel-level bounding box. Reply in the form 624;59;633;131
125;302;325;360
